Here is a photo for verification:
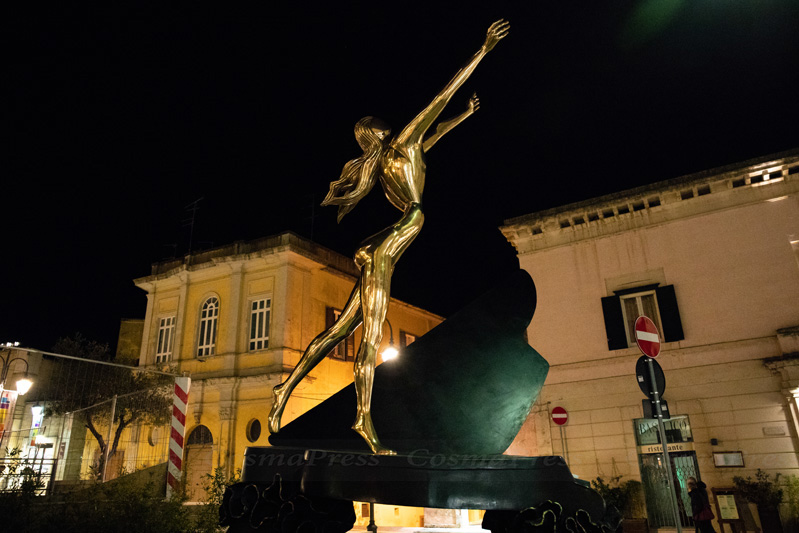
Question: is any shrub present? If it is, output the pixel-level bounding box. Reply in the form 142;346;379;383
733;469;783;510
592;475;645;519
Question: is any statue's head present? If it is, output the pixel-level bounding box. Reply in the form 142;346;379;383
369;117;391;141
322;116;387;222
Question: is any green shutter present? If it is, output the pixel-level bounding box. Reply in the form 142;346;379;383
601;295;628;350
656;285;684;342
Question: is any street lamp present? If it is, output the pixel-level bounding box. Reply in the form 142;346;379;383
0;346;33;396
381;319;398;361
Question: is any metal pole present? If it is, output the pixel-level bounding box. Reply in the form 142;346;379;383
101;394;118;482
559;425;569;465
647;359;682;532
367;502;377;533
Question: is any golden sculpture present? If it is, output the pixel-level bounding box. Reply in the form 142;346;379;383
268;20;510;455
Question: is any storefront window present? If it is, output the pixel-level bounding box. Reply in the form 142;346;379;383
634;416;693;446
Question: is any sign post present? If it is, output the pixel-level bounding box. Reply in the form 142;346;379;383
551;406;569;465
635;316;682;533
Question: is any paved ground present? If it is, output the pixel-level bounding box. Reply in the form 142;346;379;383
351;527;488;533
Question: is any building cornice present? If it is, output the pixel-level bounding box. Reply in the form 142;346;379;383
133;232;360;288
501;150;799;255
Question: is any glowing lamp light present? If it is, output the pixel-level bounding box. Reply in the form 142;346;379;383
1;346;34;395
16;377;33;395
381;345;399;361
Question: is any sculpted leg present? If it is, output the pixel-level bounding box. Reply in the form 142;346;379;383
352;251;396;455
268;281;363;434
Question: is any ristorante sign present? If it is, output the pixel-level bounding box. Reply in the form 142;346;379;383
637;441;695;454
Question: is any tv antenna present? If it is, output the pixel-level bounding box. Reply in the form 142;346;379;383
182;197;204;254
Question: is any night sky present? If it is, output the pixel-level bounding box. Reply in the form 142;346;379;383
6;2;799;352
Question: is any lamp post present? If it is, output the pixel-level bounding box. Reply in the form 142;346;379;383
366;319;400;532
367;502;378;533
0;345;33;396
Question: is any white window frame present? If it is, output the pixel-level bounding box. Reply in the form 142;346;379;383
620;290;663;347
326;307;355;361
155;316;175;363
330;308;346;360
249;298;271;351
197;297;219;357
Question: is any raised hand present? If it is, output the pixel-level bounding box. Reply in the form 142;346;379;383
483;19;510;52
468;92;480;113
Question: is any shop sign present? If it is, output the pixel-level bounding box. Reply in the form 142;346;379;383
637;441;694;454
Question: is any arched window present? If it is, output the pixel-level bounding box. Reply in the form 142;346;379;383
186;425;214;446
198;297;219;357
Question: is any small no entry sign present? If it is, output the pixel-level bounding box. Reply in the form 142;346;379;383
634;316;661;358
551;406;568;426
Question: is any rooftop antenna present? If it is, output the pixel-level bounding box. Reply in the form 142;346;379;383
304;192;326;242
182;197;204;254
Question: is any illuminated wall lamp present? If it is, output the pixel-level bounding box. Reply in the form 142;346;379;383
381;319;400;362
1;347;34;395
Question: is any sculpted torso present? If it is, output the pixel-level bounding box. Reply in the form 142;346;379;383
380;144;425;210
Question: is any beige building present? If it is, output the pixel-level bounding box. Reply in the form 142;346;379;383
133;232;442;505
501;149;799;529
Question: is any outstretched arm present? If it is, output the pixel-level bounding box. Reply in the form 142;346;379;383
423;93;480;152
395;19;509;147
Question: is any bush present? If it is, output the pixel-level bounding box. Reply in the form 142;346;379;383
733;469;783;510
0;462;241;532
194;466;241;532
592;475;645;519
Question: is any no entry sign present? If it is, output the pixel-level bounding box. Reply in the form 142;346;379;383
634;316;661;358
551;406;568;426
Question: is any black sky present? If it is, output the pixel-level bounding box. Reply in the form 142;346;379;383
6;2;799;351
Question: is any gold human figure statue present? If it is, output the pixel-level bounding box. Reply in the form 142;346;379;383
269;20;510;455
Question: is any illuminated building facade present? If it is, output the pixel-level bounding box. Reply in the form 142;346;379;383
133;232;441;512
501;149;799;529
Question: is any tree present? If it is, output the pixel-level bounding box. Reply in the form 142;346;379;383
45;334;174;480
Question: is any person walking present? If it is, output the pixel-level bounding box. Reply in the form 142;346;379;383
688;477;716;533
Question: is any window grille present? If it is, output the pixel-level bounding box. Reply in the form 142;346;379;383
156;316;175;363
197;297;219;357
249;298;271;351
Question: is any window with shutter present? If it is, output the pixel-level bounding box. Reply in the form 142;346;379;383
601;284;684;350
326;307;356;361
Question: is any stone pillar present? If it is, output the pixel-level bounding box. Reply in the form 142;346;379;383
764;333;799;454
173;273;189;362
216;377;238;477
222;263;244;358
139;291;155;365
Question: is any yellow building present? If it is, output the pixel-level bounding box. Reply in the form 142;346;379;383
132;232;442;505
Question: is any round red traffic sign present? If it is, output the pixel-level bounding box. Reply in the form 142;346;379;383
551;406;568;426
634;316;661;358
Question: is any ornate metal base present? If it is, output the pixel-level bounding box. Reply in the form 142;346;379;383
221;446;621;532
483;501;622;533
220;473;356;533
